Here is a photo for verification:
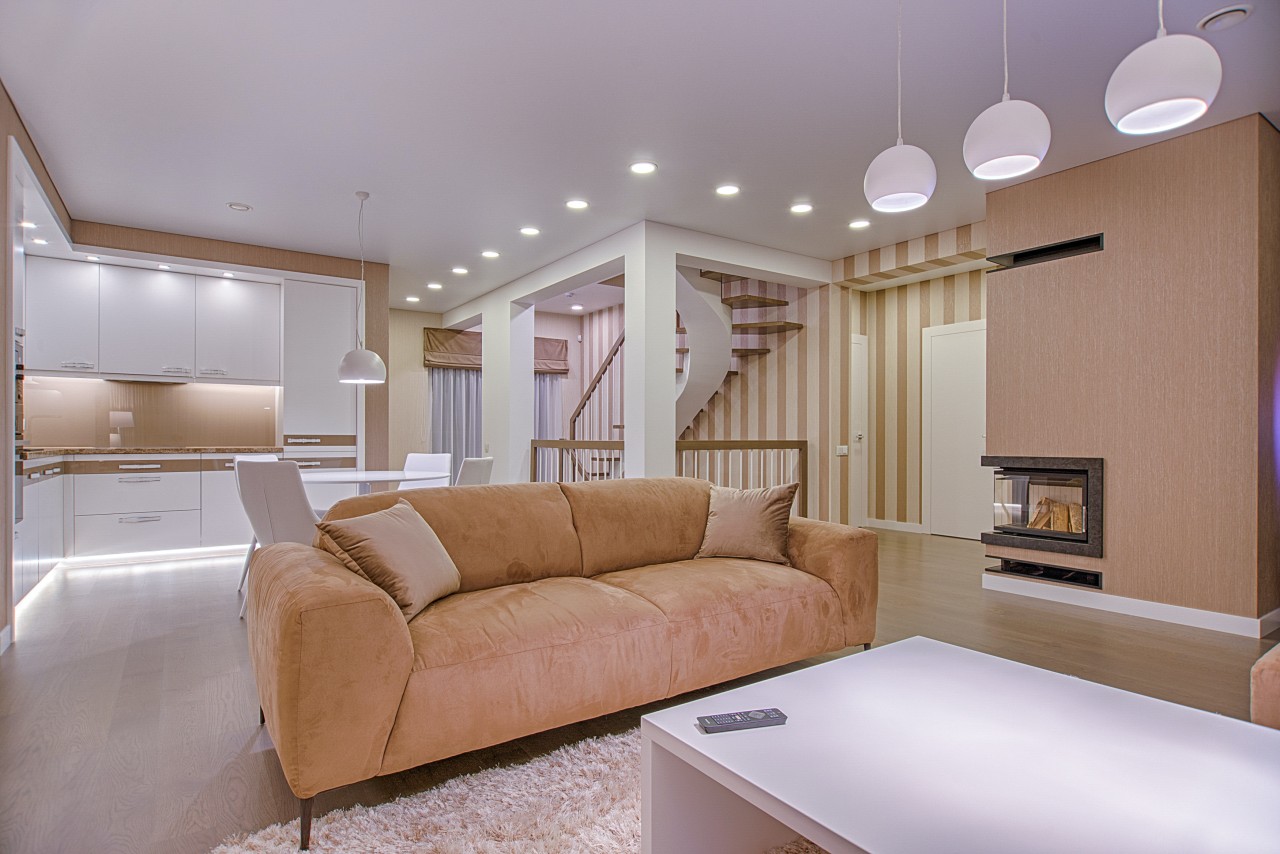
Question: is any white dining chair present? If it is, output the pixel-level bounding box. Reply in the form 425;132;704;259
455;457;495;486
233;454;280;597
398;452;452;491
236;460;321;619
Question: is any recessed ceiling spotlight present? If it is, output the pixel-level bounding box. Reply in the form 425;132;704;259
481;250;500;258
716;184;740;196
849;219;871;229
1198;4;1252;31
31;238;47;245
86;255;100;261
790;203;814;214
227;202;253;212
630;161;657;174
566;199;589;210
570;304;585;311
520;226;540;236
427;282;443;290
222;272;234;278
406;296;421;302
452;266;469;274
19;221;35;229
158;264;171;270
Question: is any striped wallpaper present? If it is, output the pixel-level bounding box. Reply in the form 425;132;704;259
577;304;626;440
681;281;865;525
836;221;988;286
867;270;986;525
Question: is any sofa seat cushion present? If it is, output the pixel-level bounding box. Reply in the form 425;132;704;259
596;558;844;695
380;577;671;773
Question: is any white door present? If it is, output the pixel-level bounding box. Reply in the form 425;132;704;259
25;256;100;372
923;321;988;539
195;277;282;383
849;334;868;527
99;266;196;378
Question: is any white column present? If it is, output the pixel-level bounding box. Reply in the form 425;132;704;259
480;297;535;484
624;225;677;477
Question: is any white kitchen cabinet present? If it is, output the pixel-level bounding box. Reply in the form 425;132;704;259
24;256;100;373
14;497;36;602
200;462;254;546
196;277;281;383
36;470;65;582
73;510;202;557
98;266;195;378
74;471;200;516
282;280;358;436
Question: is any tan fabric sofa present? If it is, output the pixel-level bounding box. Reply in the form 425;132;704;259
1253;644;1280;729
246;477;877;847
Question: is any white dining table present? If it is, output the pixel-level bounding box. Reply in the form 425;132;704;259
300;469;451;495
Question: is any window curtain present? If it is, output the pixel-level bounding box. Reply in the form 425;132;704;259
533;373;564;481
429;368;483;483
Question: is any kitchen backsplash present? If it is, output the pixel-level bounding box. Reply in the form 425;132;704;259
23;377;279;448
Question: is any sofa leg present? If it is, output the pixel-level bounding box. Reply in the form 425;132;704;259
863;643;872;651
299;797;314;850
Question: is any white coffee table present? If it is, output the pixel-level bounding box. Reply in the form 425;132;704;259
641;636;1280;854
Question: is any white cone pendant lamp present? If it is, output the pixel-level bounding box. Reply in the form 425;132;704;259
1105;0;1222;135
339;191;387;385
963;0;1051;180
864;0;936;213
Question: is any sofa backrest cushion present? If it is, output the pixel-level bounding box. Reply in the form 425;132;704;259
321;482;583;591
559;477;711;576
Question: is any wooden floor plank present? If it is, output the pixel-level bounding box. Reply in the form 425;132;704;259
0;531;1274;853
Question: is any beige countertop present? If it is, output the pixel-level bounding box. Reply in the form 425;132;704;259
22;446;284;459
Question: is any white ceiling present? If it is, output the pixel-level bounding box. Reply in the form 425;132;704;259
1;1;1276;315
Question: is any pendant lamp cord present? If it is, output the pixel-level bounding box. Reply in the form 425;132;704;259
1157;0;1166;37
1001;0;1010;101
355;192;367;350
896;0;903;145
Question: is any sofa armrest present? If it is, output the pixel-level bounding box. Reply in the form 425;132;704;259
246;543;414;799
787;518;878;648
1252;644;1280;729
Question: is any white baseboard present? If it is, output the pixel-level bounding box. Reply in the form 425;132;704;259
862;518;927;534
983;573;1280;638
0;624;10;655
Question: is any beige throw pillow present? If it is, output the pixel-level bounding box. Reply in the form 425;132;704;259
695;482;799;565
316;499;461;620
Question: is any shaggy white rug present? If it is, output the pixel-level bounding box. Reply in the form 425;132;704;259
212;729;827;853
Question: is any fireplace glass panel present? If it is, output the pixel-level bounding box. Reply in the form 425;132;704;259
994;470;1087;542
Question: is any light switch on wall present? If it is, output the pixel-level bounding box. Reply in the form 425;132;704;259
835;445;849;457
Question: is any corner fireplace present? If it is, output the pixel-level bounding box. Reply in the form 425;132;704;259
980;457;1103;558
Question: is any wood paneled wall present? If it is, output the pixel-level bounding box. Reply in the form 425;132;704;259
579;304;625;441
985;114;1278;619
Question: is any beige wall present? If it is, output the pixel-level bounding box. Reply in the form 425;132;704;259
985;114;1278;619
388;308;443;467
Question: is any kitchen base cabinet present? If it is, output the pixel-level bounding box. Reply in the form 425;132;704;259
73;510;202;557
200;466;254;547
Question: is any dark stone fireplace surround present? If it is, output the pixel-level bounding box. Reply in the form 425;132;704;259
980;456;1104;559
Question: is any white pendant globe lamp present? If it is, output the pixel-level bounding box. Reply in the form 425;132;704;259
864;0;937;213
963;0;1051;180
337;191;387;384
1105;0;1222;135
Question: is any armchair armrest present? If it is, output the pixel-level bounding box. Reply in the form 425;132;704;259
246;543;414;799
787;518;878;648
1252;644;1280;729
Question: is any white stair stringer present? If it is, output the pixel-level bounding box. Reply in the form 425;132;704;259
675;267;733;432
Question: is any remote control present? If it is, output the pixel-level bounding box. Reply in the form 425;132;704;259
697;708;787;733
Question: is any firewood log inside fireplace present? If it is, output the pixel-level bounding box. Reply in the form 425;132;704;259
1026;497;1085;534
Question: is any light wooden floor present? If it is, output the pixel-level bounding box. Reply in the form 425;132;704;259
0;531;1275;853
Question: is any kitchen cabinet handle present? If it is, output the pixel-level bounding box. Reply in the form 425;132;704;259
161;366;191;374
119;516;162;524
118;464;162;470
198;368;229;375
286;438;321;444
59;361;95;369
296;461;322;467
118;476;162;483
